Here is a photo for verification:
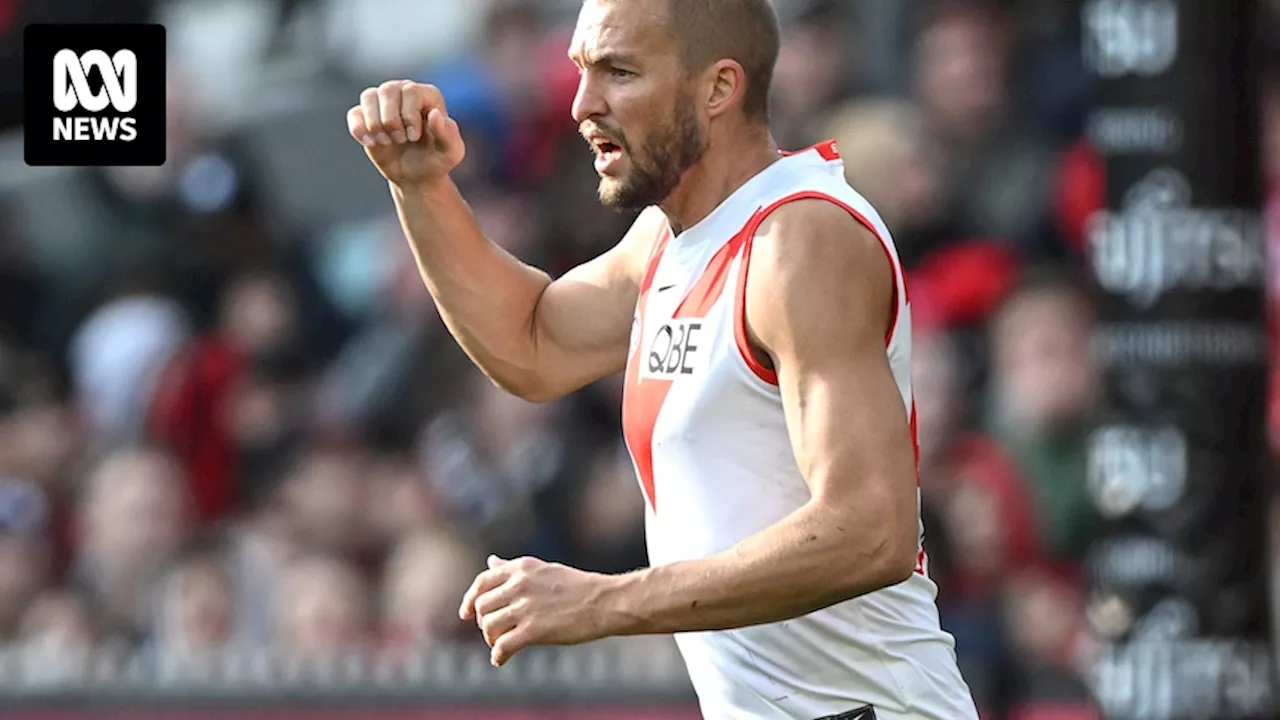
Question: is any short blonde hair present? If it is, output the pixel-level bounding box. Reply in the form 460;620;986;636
819;99;931;222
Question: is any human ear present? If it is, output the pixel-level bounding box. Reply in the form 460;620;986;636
704;59;746;119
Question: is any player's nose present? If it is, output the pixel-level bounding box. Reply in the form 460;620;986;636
570;73;607;124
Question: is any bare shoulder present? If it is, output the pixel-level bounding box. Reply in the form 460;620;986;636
745;199;894;355
750;199;891;294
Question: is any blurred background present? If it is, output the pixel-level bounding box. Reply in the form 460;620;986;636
0;0;1274;718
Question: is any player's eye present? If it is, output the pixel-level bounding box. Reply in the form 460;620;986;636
609;67;636;79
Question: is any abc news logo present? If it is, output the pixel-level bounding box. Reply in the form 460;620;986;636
53;49;139;142
25;24;166;167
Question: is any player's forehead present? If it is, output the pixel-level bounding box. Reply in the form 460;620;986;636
568;0;673;67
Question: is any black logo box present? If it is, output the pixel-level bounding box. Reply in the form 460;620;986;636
24;24;166;167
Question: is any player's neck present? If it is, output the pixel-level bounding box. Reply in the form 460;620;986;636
660;133;780;236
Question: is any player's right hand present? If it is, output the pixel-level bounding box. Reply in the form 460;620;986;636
347;80;466;187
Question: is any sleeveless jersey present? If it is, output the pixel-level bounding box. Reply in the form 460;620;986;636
620;141;979;720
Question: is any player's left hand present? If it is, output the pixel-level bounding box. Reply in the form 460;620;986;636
460;555;611;667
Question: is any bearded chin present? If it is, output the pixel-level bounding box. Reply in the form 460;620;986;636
597;99;706;211
597;176;645;211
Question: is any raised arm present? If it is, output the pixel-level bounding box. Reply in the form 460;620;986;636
349;80;661;402
391;178;662;401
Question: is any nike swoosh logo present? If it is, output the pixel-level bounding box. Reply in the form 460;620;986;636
657;284;677;292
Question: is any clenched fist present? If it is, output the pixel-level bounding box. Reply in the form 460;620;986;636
347;80;466;187
460;555;614;667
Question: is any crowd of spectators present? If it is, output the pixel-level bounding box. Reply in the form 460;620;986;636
0;0;1277;718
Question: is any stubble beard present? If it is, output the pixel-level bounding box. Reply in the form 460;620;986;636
597;96;707;211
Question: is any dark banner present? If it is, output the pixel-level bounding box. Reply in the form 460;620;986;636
1080;0;1274;718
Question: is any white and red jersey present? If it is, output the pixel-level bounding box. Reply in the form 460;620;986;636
620;141;978;720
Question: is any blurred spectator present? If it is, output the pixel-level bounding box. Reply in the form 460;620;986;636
419;370;577;559
566;442;647;575
217;270;303;360
985;268;1099;566
421;0;577;188
1013;0;1092;146
380;529;481;648
222;461;300;648
1001;568;1095;718
771;0;864;150
273;553;369;656
939;433;1043;717
0;479;52;638
364;453;440;548
70;446;189;645
0;356;80;491
277;443;370;556
148;268;306;524
69;291;190;445
16;587;96;686
819;98;950;268
19;587;95;651
911;0;1057;253
153;544;237;655
913;327;967;505
228;354;308;499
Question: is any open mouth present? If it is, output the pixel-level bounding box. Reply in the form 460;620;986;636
592;138;623;158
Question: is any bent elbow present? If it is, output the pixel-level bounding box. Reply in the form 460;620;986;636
879;544;918;588
876;522;920;588
486;371;562;404
839;529;917;597
511;385;562;404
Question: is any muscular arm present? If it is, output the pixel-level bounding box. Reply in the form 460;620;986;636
598;200;920;634
392;179;663;402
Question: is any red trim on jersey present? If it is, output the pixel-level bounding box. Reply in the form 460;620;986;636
675;233;746;319
909;400;921;487
623;227;672;512
621;328;666;511
731;191;903;385
732;222;778;385
910;400;929;576
622;225;740;512
779;138;842;163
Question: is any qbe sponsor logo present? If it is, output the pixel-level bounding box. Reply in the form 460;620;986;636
24;24;166;167
641;319;705;381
